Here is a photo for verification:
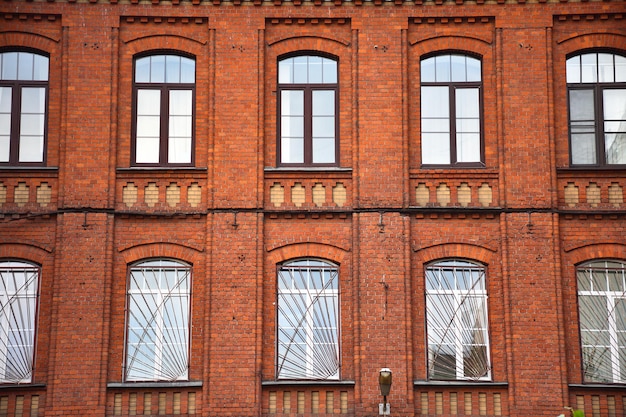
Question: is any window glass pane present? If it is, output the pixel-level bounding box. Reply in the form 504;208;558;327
281;116;304;137
603;89;626;120
312;137;335;164
616;55;626;82
566;56;581;83
571;133;597;165
1;52;18;80
322;58;337;84
435;55;451;82
169;136;192;164
0;87;11;113
137;90;161;115
170;90;193;116
456;88;480;118
421;86;449;118
18;135;44;163
180;57;195;83
312;116;335;138
598;53;615;83
0;114;10;136
135;137;160;164
422;119;449;133
569;89;595;121
422;133;450;165
33;54;48;81
606;134;626;165
450;55;466;82
150;55;166;83
165;55;181;83
137;115;161;137
17;52;34;81
0;137;9;162
281;137;304;164
20;114;44;136
421;57;436;82
312;90;335;116
279;58;293;84
581;53;598;83
281;90;304;116
456;133;481;163
308;56;323;84
466;57;481;82
169;115;192;138
293;56;308;84
135;57;151;83
21;88;46;114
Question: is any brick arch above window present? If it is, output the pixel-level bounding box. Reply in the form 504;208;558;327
267;242;349;266
0;243;53;264
565;242;626;267
118;242;204;266
414;242;497;266
555;32;626;54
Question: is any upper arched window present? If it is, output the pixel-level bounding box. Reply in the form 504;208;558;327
566;51;626;166
277;55;338;167
276;258;340;380
577;259;626;383
125;258;192;381
132;54;196;167
425;259;491;381
420;53;483;167
0;51;49;166
0;260;41;384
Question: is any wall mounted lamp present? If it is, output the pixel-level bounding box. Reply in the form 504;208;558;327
378;368;392;415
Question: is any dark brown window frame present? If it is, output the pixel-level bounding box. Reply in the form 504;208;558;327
277;53;340;168
420;52;485;169
0;49;49;167
131;53;196;168
566;50;626;168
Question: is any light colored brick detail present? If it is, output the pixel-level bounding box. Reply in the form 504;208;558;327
436;183;450;207
36;182;52;206
312;183;325;207
457;182;471;207
415;183;429;207
478;183;492;207
291;183;305;207
0;183;6;205
166;183;181;207
270;183;285;207
188;183;201;207
15;182;29;207
586;182;601;207
123;182;138;207
144;182;159;208
609;182;623;207
564;182;579;207
332;183;346;207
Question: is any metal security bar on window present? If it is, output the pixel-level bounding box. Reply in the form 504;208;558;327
577;260;626;383
125;259;191;382
277;259;340;380
425;260;491;381
0;261;40;384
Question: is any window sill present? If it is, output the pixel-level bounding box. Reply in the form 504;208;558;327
0;166;58;174
569;383;626;390
557;166;626;173
0;383;46;390
262;380;355;387
413;380;508;388
107;381;203;389
265;167;352;173
117;167;208;173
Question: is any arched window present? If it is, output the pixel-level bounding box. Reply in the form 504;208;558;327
0;51;49;166
125;259;191;381
0;260;40;383
577;259;626;383
425;259;491;381
420;53;483;167
276;259;339;380
278;54;338;167
132;54;195;166
566;51;626;166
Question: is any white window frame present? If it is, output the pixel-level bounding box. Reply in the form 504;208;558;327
0;260;40;384
276;259;340;380
425;259;491;381
577;259;626;384
125;259;191;382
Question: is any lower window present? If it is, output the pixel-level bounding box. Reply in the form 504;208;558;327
0;260;40;384
277;259;340;380
577;259;626;383
425;259;491;381
125;259;191;382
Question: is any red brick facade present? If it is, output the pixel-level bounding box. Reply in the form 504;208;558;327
0;0;624;416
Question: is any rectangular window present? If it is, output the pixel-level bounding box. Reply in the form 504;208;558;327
126;259;191;382
0;52;49;166
420;54;483;167
132;55;195;167
0;261;40;384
